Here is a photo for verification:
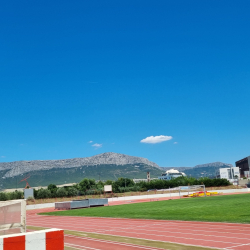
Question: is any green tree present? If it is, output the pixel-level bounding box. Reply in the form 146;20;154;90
47;184;58;198
0;192;8;201
79;178;90;192
48;184;57;191
67;187;78;197
56;188;68;197
104;180;113;185
37;189;51;199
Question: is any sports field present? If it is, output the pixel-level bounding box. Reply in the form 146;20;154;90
41;193;250;223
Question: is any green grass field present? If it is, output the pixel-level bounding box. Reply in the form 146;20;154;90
41;194;250;223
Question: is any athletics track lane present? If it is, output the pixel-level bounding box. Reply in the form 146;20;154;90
27;208;250;250
64;234;165;250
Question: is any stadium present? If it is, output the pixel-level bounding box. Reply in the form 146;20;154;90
1;182;250;250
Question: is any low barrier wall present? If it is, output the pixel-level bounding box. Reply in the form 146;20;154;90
0;228;64;250
55;198;108;210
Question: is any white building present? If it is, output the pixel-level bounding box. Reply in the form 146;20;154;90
219;167;240;180
158;169;186;180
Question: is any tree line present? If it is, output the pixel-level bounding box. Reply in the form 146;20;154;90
0;176;230;200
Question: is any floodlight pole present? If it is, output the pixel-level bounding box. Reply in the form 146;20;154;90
179;187;181;199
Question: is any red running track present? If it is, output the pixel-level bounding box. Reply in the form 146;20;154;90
64;234;165;250
27;208;250;250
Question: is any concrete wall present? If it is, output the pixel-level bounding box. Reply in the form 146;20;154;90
24;189;34;199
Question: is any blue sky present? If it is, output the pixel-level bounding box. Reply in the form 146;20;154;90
1;1;250;167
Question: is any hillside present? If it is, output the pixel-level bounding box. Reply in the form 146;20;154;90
161;162;234;178
0;153;162;189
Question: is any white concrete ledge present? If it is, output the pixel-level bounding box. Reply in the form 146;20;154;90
27;203;55;210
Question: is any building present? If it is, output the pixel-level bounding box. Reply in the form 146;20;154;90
158;169;186;180
235;156;250;178
219;167;239;180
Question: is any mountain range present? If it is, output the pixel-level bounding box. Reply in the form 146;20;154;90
0;152;234;189
0;153;162;189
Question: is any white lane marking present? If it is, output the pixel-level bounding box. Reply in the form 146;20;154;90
66;243;100;250
27;218;250;239
29;214;250;230
28;224;224;250
223;242;250;249
65;234;164;250
27;221;244;246
65;244;88;250
27;216;250;236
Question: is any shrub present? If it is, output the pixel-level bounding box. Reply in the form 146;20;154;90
56;188;68;197
0;191;23;201
67;187;78;197
0;192;8;201
85;189;95;195
96;181;104;189
85;188;103;195
34;189;38;199
8;190;23;200
37;188;51;199
27;196;34;201
47;184;58;198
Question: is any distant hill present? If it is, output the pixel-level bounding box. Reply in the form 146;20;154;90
0;152;162;189
161;162;233;178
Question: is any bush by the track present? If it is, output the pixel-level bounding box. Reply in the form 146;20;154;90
0;190;23;201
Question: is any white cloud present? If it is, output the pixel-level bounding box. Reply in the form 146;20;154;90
174;142;178;144
92;143;102;149
1;156;5;158
88;141;93;143
140;135;173;144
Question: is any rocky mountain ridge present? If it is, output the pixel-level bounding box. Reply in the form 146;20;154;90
0;152;160;178
161;162;234;178
161;162;233;171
